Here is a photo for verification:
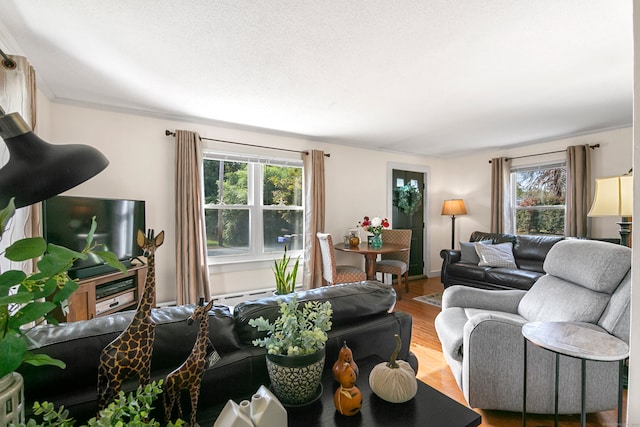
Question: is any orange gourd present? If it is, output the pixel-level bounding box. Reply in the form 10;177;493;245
334;365;362;416
332;341;359;382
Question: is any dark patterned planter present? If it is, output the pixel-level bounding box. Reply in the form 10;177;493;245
265;346;325;406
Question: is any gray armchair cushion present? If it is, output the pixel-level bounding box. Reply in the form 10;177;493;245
518;275;610;323
543;239;631;293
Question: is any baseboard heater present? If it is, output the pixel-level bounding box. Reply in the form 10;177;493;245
155;285;303;309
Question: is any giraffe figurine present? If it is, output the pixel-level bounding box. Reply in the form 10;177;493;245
164;298;215;426
96;229;165;410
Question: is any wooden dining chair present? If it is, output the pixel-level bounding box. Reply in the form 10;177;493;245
316;232;366;286
375;229;412;299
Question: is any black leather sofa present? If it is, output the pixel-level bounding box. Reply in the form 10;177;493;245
440;231;564;290
19;281;415;424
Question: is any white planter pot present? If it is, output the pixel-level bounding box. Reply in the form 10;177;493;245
0;372;25;425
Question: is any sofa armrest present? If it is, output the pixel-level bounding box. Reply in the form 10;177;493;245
440;249;461;264
442;285;526;313
462;312;528;410
440;249;462;285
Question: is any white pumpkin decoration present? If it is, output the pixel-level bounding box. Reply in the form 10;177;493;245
369;334;417;403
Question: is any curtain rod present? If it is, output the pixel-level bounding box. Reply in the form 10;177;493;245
488;144;600;163
0;47;16;69
165;130;330;157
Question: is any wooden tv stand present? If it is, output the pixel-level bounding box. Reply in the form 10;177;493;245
57;264;149;322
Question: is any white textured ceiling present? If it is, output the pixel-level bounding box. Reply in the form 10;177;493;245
0;1;633;157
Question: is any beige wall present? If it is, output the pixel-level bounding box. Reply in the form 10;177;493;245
428;127;632;275
44;101;632;300
45;102;432;302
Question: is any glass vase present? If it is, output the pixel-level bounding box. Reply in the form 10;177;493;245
370;233;382;249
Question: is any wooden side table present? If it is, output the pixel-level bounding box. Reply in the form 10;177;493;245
521;321;628;427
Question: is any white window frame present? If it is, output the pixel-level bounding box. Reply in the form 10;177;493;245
509;161;567;236
203;151;304;265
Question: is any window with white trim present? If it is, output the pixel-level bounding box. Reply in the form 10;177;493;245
510;162;566;235
203;152;304;261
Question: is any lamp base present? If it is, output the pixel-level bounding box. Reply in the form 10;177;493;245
450;215;456;250
617;218;631;248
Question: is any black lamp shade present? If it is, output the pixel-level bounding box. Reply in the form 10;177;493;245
0;130;109;209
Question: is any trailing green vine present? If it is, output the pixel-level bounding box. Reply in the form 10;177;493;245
393;184;422;215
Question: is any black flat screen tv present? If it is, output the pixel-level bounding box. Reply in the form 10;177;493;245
42;195;146;279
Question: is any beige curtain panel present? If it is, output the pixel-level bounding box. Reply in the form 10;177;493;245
490;157;510;233
565;144;592;237
0;54;39;274
175;130;211;304
303;150;326;289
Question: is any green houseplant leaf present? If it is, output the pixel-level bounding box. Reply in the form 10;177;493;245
93;250;127;273
0;199;127;379
0;198;15;235
273;246;299;295
249;295;332;356
0;333;27;376
5;237;47;262
14;381;185;427
0;270;27;292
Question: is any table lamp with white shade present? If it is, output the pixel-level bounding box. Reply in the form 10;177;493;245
587;174;632;247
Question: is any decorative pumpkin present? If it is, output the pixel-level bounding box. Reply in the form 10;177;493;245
334;365;362;416
337;362;357;388
332;341;359;382
369;334;417;403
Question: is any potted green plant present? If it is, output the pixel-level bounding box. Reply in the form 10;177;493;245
15;381;184;427
249;296;332;406
0;199;125;422
272;246;300;295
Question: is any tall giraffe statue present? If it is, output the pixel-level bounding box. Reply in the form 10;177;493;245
164;298;216;426
97;229;164;410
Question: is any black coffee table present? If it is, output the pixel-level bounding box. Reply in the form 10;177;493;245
198;355;481;427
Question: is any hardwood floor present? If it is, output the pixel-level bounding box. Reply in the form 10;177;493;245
394;276;626;427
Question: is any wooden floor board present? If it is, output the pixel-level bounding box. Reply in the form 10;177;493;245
393;277;626;427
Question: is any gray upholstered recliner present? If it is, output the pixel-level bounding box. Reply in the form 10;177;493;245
435;239;630;414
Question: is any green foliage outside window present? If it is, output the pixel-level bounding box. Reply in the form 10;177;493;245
263;165;302;206
514;166;566;236
203;158;303;256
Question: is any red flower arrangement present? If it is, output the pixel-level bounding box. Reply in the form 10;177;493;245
359;216;390;235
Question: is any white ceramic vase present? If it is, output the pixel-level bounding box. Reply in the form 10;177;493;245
214;400;253;427
214;385;287;427
250;385;287;426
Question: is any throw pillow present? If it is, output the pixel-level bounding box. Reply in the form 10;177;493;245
459;240;491;264
475;242;518;269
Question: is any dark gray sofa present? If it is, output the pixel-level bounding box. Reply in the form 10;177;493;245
18;281;415;424
440;231;564;290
